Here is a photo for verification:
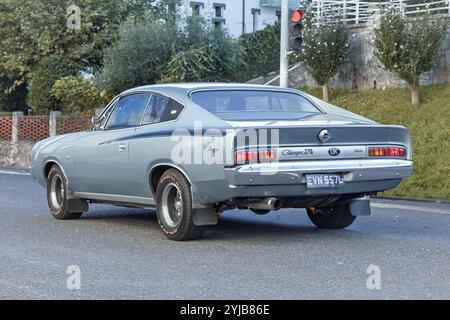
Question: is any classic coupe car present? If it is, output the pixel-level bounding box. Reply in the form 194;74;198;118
31;83;413;240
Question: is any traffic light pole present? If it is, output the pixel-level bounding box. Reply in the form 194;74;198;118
279;0;289;88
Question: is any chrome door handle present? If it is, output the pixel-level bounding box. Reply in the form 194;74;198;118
118;144;127;152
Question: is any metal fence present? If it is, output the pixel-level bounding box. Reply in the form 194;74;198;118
312;0;450;25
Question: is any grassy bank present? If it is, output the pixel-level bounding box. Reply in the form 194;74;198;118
303;84;450;201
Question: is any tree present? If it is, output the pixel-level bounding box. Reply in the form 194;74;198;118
51;76;108;114
96;18;177;95
298;13;349;101
0;0;164;85
27;57;79;114
239;23;280;81
99;16;246;94
373;9;447;105
0;69;28;112
162;18;245;83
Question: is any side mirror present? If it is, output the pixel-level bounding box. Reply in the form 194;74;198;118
91;115;101;129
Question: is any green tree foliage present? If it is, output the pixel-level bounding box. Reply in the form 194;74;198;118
373;10;448;105
27;57;79;114
0;0;164;84
162;44;215;83
99;17;245;94
298;13;350;101
51;76;108;115
162;19;246;83
239;23;280;81
96;18;177;95
0;70;28;112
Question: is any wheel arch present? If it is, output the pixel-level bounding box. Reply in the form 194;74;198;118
43;159;66;178
44;161;57;178
149;163;194;196
42;159;71;191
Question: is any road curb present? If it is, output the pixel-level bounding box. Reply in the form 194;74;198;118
0;166;31;175
373;195;450;205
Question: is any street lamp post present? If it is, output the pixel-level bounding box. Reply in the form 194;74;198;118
279;0;289;88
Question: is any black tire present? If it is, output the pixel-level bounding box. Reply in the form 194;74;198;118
155;169;204;241
46;165;83;220
307;203;356;229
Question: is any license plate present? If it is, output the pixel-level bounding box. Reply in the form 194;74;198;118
306;173;345;189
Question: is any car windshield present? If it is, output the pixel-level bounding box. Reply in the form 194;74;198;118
191;90;321;121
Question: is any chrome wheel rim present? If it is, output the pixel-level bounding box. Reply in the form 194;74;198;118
161;183;183;228
50;174;65;210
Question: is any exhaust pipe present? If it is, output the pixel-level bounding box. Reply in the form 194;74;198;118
248;198;282;211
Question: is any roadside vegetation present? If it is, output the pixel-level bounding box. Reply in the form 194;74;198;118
298;9;349;102
303;84;450;201
0;0;277;115
373;9;448;105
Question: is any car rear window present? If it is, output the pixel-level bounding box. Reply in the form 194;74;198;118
191;90;321;121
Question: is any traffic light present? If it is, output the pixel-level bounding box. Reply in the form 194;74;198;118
289;9;305;51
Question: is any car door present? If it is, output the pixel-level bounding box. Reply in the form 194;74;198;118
129;94;185;198
74;93;150;196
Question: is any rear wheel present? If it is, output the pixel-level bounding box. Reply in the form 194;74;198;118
155;169;204;241
46;165;83;220
307;203;356;229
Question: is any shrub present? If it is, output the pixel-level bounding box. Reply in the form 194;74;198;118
27;57;79;114
51;76;108;115
373;9;448;105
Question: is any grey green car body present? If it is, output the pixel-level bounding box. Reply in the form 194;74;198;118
31;83;413;211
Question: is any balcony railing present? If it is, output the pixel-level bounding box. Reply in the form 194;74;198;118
260;0;302;9
261;1;450;26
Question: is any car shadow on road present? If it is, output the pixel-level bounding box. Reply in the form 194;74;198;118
79;205;362;241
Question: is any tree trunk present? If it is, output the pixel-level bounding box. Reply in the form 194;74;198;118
322;83;330;102
411;85;420;105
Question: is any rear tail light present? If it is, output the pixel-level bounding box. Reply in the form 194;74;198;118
235;150;277;164
369;146;406;158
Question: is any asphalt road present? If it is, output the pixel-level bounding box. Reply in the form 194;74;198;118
0;169;449;300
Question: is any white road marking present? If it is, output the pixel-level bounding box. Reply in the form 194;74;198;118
0;170;31;176
371;202;450;215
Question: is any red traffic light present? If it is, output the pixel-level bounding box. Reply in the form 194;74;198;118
290;9;304;23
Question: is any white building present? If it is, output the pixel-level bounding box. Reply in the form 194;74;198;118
175;0;303;38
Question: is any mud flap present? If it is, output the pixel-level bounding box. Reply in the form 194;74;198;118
68;198;89;213
193;208;218;226
349;198;371;216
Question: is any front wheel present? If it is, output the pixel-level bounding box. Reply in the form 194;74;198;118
46;165;83;220
307;203;356;229
155;169;204;241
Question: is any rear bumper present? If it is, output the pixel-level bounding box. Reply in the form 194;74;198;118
224;159;413;186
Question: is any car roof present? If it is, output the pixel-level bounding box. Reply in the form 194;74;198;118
122;83;300;95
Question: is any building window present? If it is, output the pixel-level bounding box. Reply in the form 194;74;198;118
212;3;226;27
213;3;226;17
251;8;261;32
190;1;204;16
276;10;281;22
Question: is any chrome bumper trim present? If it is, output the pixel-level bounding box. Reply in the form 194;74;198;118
224;159;413;186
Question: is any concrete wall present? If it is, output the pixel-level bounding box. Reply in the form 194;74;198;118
0;141;33;169
289;23;450;90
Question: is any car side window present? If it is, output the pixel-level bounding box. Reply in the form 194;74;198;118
141;95;184;125
106;94;150;130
